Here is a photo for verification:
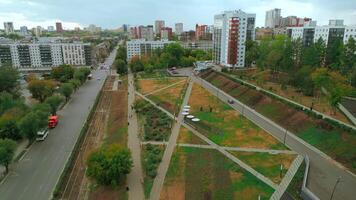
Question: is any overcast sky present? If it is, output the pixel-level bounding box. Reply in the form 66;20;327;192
0;0;355;30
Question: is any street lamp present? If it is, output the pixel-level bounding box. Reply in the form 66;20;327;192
283;129;287;145
330;176;342;200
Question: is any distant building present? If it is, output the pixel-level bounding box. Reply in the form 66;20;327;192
3;22;14;34
87;24;101;33
180;40;213;51
265;8;281;28
155;20;165;35
122;24;129;32
129;27;139;39
56;22;63;33
287;19;356;46
0;41;92;69
179;31;196;42
160;27;173;40
48;26;55;32
139;25;154;41
126;39;173;61
255;27;273;40
20;26;28;35
213;10;256;68
34;26;42;37
196;24;212;40
74;27;81;32
175;23;183;35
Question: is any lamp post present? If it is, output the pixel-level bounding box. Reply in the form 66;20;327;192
283;129;287;145
330;176;342;200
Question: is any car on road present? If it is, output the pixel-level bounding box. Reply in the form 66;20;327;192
228;99;234;104
36;129;49;141
97;77;101;80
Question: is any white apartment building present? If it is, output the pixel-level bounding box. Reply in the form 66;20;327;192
155;20;165;34
213;10;256;68
265;8;281;28
175;23;183;35
180;40;213;52
0;42;92;70
140;26;154;41
287;20;356;46
3;22;14;34
126;39;172;61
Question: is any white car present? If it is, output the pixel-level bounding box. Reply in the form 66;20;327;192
36;129;49;141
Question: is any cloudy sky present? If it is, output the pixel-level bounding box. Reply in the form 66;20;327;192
0;0;355;30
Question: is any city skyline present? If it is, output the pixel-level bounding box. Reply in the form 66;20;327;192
0;0;356;30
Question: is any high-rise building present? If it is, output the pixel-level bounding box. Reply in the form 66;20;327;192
122;24;129;32
3;22;14;34
139;25;154;41
20;26;28;35
195;24;207;40
155;20;165;35
265;8;281;28
160;27;173;40
47;26;55;32
0;41;92;69
175;23;183;35
129;27;139;39
56;22;63;33
179;31;196;42
87;24;102;33
213;10;256;68
34;26;42;37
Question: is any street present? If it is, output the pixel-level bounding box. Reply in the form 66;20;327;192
0;48;117;200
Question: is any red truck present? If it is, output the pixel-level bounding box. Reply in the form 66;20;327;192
48;116;59;129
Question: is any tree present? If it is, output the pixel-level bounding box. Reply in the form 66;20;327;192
129;56;144;72
68;79;81;90
340;36;356;75
325;38;343;69
60;83;74;101
0;66;20;95
19;104;50;141
0;139;16;173
245;40;259;67
45;95;64;115
86;144;133;186
115;59;128;74
28;80;56;102
0;119;21;140
116;46;127;62
51;65;75;82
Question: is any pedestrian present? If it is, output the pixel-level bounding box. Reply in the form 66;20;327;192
126;186;129;191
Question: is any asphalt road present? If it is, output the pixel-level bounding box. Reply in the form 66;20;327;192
192;75;356;200
0;49;117;200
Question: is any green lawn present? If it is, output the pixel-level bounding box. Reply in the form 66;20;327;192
162;147;274;200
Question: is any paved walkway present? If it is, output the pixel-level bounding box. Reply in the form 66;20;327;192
127;70;144;200
142;141;296;155
149;78;193;200
135;92;174;119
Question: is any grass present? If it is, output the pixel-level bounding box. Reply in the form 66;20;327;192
230;151;297;184
137;77;185;95
202;70;356;173
187;83;288;150
177;126;207;145
161;147;274;200
286;161;305;200
137;70;170;79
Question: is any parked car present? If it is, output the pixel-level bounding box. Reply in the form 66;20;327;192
228;99;234;104
36;129;49;141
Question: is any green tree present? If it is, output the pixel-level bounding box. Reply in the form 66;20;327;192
60;83;74;101
86;144;133;186
0;92;26;115
19;104;50;141
340;36;356;75
0;119;21;140
51;65;75;82
245;40;259;67
115;59;128;74
325;38;343;70
28;80;56;102
129;56;144;72
45;95;64;115
0;139;16;173
68;79;81;90
0;66;20;95
116;46;127;62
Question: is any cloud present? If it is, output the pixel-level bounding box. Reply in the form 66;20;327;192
0;0;355;30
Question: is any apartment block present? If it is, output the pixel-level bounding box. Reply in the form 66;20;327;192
180;40;213;51
126;39;172;61
265;8;281;28
160;27;173;40
213;10;256;68
0;42;92;70
155;20;165;35
3;22;14;34
175;23;183;35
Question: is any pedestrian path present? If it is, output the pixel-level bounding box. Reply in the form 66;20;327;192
127;70;145;200
144;79;187;96
149;79;193;200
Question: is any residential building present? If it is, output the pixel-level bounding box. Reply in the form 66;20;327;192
87;24;102;33
160;27;173;40
126;39;173;61
213;10;256;68
129;27;139;39
155;20;165;35
139;25;154;41
265;8;281;28
287;19;356;46
56;22;63;33
34;26;42;37
122;24;129;32
48;26;55;32
179;31;196;42
256;27;273;40
0;41;92;69
3;22;14;34
195;24;208;40
280;16;312;27
180;40;213;51
20;26;28;35
175;23;183;35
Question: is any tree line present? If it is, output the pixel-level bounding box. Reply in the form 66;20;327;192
0;65;90;174
245;35;356;107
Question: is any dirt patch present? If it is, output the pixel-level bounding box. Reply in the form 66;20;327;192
160;180;185;200
177;126;206;145
138;78;185;95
